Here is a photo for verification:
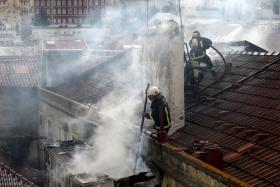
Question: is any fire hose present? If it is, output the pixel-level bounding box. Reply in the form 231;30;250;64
184;43;227;91
199;45;227;92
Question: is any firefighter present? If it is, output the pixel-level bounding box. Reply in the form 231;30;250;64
189;31;216;76
144;86;171;134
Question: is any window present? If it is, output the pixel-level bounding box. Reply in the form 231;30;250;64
74;0;77;6
68;18;72;23
48;120;52;138
40;113;43;127
95;0;98;6
35;9;39;15
62;0;66;6
73;8;77;14
63;124;69;140
68;8;72;14
62;8;66;14
89;8;93;14
78;0;82;6
47;9;50;15
35;0;39;6
57;8;61;14
79;8;83;15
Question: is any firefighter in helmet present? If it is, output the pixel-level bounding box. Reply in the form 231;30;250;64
144;86;171;134
189;31;216;77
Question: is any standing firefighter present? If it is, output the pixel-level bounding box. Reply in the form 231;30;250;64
144;86;171;143
189;31;216;77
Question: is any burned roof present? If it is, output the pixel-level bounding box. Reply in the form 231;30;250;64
0;56;40;87
170;51;280;186
49;50;134;105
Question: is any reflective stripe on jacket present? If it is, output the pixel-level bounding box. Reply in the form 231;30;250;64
189;37;212;60
190;38;205;60
150;95;171;130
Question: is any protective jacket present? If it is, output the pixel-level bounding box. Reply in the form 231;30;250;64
148;95;171;130
189;37;212;60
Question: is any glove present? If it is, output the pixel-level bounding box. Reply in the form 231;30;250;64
143;112;151;119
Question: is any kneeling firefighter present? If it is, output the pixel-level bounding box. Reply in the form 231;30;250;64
144;86;171;143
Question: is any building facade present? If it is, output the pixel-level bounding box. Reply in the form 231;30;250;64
0;25;21;46
34;0;105;25
0;0;33;38
0;0;21;28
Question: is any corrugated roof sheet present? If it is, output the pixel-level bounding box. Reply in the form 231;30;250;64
0;56;40;87
170;52;280;187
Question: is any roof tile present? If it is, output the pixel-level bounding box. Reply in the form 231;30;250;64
0;56;40;87
171;53;280;186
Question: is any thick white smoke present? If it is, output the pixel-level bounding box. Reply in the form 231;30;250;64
69;0;280;181
70;49;147;179
181;0;280;51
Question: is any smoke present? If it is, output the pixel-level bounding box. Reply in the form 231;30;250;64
181;0;280;51
68;0;280;181
65;2;155;179
70;49;147;179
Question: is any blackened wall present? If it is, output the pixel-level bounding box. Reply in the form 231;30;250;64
0;87;39;165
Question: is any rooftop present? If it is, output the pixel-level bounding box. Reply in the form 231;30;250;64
0;162;36;187
42;40;88;51
170;51;280;187
0;152;39;187
49;50;133;105
44;40;280;186
0;55;40;87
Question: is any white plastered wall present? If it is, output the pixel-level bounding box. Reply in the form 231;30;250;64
143;20;185;135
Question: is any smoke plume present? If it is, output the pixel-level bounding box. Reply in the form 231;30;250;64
70;48;147;179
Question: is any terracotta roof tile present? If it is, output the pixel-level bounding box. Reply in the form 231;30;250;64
0;56;40;87
170;52;280;186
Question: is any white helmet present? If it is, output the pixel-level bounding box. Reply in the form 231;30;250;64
147;86;160;96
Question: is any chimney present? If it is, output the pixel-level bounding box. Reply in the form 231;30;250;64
143;20;185;135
